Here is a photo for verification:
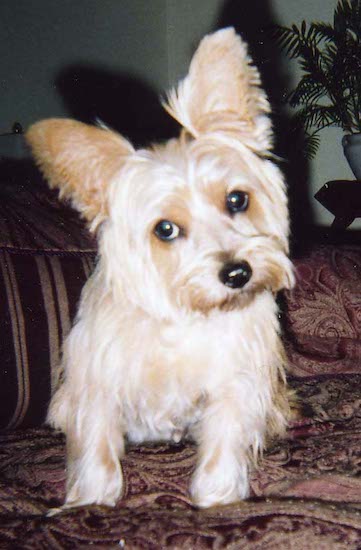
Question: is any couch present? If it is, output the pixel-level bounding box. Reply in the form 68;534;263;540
1;159;361;548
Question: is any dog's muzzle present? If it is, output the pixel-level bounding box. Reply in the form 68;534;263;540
219;261;252;289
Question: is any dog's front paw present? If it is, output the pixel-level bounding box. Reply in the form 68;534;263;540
65;458;123;509
190;458;249;508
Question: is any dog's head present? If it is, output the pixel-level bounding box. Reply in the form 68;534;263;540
26;28;293;318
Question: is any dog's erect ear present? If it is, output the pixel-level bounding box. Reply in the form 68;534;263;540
164;28;272;153
26;119;133;230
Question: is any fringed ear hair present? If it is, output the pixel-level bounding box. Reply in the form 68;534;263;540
163;28;272;154
26;119;133;231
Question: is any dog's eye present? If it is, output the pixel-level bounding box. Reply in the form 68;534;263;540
226;190;249;214
154;220;180;241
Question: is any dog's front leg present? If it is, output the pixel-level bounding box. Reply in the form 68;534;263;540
191;383;264;508
62;391;124;509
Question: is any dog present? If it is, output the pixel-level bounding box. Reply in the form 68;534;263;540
26;27;294;510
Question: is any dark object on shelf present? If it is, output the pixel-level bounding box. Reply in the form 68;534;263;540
12;122;23;134
315;180;361;229
0;122;29;160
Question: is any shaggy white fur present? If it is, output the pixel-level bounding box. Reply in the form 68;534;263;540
26;28;294;510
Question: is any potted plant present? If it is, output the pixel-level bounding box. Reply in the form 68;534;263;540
273;0;361;178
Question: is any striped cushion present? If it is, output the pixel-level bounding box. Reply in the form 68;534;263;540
0;159;97;430
0;159;96;251
0;249;95;429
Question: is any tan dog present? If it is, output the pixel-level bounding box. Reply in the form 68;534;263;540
26;28;294;510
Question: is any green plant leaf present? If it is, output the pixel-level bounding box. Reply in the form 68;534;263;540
304;133;321;159
271;0;361;154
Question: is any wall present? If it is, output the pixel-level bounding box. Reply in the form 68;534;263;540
0;0;357;227
0;0;168;133
165;0;222;86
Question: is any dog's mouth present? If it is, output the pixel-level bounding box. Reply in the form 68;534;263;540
176;270;255;315
217;290;255;311
185;288;255;315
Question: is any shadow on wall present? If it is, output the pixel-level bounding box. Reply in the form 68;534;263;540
216;0;313;252
55;65;178;148
55;0;313;253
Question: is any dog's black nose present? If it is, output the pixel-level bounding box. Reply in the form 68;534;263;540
219;261;252;289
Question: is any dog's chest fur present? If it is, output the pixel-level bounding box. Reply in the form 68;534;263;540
122;291;279;444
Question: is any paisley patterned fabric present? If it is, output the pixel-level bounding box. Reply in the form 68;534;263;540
0;162;360;547
1;373;361;547
285;244;361;377
1;241;361;545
